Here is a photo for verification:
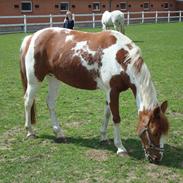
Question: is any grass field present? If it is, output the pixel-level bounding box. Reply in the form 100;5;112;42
0;23;183;183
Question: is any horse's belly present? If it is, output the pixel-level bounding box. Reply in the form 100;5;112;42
105;19;113;26
53;62;98;90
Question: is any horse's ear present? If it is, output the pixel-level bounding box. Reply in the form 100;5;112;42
160;101;168;113
153;106;161;119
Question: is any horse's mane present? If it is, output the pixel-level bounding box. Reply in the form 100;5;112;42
126;44;158;111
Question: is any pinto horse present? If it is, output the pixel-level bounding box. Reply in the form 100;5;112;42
20;27;169;163
101;10;125;34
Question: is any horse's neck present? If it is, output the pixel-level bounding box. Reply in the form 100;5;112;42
130;63;158;112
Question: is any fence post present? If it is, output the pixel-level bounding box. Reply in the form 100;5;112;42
24;15;27;33
168;11;170;23
155;11;158;23
179;10;182;22
142;11;144;24
127;12;130;25
92;13;95;28
49;14;53;27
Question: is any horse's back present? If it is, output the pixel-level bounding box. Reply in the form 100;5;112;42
101;11;111;25
111;10;124;22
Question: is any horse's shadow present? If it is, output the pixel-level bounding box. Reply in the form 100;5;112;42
39;134;183;169
133;40;144;44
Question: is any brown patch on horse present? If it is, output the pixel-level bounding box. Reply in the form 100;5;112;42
116;48;130;71
78;47;103;79
109;88;120;123
134;57;144;73
110;72;131;92
54;54;97;89
109;72;136;123
110;72;136;95
72;31;117;51
34;29;68;81
80;48;103;67
126;43;133;50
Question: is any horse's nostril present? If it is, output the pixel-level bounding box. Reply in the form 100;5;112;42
148;156;160;164
153;157;160;164
147;156;154;163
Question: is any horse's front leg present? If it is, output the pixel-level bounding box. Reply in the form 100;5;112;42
102;23;107;31
121;24;125;34
113;24;118;31
109;89;128;156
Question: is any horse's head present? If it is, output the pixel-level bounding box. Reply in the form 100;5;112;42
137;101;169;164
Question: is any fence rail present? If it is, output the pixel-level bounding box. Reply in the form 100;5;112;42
0;10;182;33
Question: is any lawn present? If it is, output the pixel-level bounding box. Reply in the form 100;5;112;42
0;23;183;183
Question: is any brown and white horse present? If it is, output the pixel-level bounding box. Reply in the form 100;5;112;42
20;27;169;163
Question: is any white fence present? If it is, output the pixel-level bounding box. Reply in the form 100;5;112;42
0;10;182;33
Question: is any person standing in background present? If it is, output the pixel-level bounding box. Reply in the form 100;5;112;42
63;11;74;29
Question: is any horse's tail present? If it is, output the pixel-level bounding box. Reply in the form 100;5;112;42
20;35;36;124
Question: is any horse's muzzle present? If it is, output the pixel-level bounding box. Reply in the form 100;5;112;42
145;150;163;164
147;155;160;164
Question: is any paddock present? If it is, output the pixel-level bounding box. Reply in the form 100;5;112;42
0;23;183;182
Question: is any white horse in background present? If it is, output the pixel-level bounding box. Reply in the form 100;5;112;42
101;10;125;34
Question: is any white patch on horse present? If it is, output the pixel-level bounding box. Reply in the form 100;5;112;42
113;123;127;154
98;31;131;89
63;28;71;34
159;135;165;160
65;35;74;42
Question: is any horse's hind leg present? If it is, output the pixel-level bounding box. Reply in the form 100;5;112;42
121;24;125;34
109;89;128;156
113;24;118;31
100;91;111;142
102;23;107;31
24;81;39;138
47;76;65;141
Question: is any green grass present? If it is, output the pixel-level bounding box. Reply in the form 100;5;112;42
0;23;183;183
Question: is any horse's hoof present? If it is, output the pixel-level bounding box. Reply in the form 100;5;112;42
117;152;129;157
100;140;111;146
55;137;67;143
26;134;37;139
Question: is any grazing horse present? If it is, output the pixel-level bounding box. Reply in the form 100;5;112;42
20;27;169;164
101;10;125;34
